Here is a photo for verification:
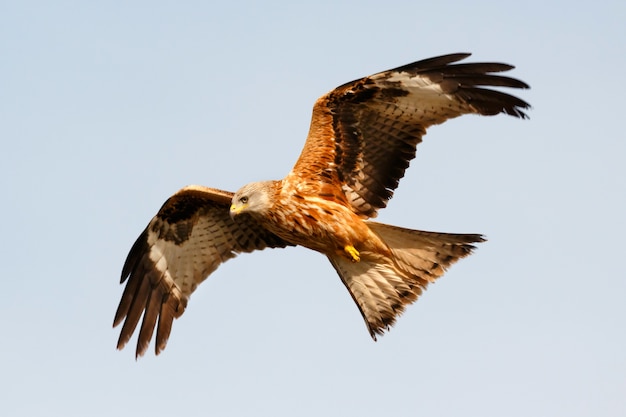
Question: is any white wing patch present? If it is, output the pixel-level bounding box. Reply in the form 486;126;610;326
383;71;446;89
371;71;472;124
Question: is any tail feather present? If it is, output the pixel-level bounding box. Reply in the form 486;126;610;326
328;222;484;339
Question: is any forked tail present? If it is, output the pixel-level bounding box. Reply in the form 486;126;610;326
327;221;484;339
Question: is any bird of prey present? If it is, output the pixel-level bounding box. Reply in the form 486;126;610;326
114;53;530;357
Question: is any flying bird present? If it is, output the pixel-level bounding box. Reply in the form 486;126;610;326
114;53;530;357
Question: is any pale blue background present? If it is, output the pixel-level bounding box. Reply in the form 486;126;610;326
2;1;624;416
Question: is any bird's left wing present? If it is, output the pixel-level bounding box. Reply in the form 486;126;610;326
288;53;530;217
113;185;291;357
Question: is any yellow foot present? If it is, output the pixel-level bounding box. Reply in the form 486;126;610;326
344;245;360;262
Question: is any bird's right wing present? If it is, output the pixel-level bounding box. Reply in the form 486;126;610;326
113;185;292;357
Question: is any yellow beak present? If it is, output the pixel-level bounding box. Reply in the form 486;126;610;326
230;203;242;218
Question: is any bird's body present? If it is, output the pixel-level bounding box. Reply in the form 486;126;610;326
114;53;530;357
232;180;385;259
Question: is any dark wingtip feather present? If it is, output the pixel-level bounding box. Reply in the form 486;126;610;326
135;290;162;358
155;304;175;356
457;86;531;119
120;228;150;283
393;52;472;73
115;275;150;351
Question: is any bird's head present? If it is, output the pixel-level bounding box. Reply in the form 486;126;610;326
230;181;274;219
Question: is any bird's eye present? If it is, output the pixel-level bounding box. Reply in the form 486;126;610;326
239;196;248;204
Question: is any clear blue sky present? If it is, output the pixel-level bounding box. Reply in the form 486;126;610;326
2;1;625;416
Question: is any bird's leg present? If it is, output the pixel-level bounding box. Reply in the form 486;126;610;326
344;245;360;262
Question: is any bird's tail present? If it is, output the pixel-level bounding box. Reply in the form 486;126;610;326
327;221;484;339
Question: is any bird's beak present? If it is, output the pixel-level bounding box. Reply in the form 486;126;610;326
229;204;240;219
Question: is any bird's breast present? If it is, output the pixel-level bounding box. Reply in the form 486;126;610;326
261;194;370;255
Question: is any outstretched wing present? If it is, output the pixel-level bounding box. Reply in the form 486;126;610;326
113;185;291;357
289;52;530;217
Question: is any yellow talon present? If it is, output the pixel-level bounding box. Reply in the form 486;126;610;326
344;245;360;262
